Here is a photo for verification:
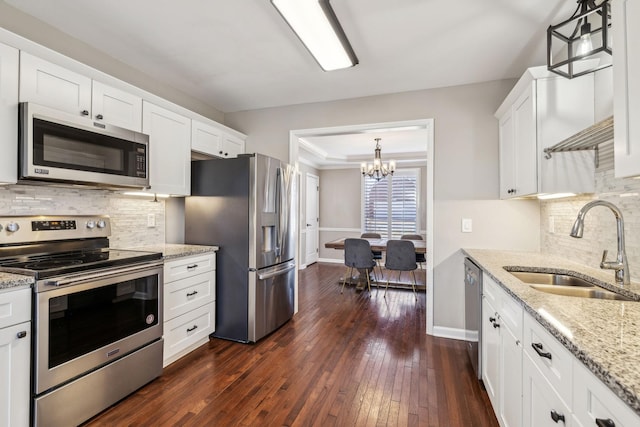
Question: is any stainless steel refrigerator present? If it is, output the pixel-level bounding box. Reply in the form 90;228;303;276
185;154;297;343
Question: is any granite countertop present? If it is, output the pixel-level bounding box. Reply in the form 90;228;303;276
0;272;35;290
463;249;640;416
127;243;219;260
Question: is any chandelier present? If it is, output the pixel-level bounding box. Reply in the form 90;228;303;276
547;0;612;79
361;138;395;181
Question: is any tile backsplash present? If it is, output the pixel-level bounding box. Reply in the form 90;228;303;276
0;184;165;248
541;144;640;282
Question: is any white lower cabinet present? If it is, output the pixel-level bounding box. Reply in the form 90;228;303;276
482;274;523;427
480;273;640;427
0;288;31;427
163;253;216;367
573;360;640;427
523;352;573;427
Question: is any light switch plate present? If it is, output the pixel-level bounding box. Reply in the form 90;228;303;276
147;213;156;228
461;218;472;233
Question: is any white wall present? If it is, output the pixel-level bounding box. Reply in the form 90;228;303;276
225;80;542;333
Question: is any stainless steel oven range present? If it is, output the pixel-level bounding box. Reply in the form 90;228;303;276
0;215;163;427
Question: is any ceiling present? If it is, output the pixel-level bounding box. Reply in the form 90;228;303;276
5;0;575;166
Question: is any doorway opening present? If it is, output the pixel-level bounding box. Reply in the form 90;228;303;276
288;119;434;335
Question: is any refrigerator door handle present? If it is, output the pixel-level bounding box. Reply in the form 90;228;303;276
257;261;296;280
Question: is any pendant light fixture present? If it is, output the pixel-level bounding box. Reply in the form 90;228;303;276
271;0;358;71
361;138;395;181
547;0;612;79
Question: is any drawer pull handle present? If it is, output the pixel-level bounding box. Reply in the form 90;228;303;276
186;264;198;270
187;325;198;332
489;316;500;328
595;419;615;427
16;331;27;339
186;291;199;297
532;342;552;360
550;410;565;423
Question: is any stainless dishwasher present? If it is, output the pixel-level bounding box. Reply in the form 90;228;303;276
464;257;482;379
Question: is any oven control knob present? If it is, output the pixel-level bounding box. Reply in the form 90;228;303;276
86;220;96;229
96;220;106;229
5;222;19;233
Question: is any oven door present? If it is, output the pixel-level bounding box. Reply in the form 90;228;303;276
19;102;149;189
34;262;163;394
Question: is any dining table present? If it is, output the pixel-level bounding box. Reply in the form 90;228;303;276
324;237;427;253
324;237;426;291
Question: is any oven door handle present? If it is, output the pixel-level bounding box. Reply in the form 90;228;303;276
41;260;164;288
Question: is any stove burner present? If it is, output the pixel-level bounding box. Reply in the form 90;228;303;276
24;259;83;270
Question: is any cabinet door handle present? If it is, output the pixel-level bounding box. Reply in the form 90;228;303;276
532;342;552;360
492;321;500;328
186;290;198;297
16;331;27;339
489;316;497;323
186;264;198;270
96;113;104;120
187;325;198;332
595;419;615;427
81;109;89;116
550;410;565;423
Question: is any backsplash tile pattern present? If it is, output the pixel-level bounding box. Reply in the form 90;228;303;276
541;166;640;282
0;185;165;248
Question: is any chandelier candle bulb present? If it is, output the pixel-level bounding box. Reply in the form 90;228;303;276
361;138;395;181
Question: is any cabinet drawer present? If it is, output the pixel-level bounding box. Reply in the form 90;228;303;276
164;253;215;283
0;288;31;329
483;273;501;309
523;352;573;427
164;271;215;321
524;312;573;406
573;359;640;427
164;302;214;360
484;275;523;340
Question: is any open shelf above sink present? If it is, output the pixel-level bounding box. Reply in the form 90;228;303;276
543;116;613;168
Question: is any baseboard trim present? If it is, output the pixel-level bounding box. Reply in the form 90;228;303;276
432;326;468;341
318;257;343;264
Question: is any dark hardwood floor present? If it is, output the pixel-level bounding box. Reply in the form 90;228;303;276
85;263;498;427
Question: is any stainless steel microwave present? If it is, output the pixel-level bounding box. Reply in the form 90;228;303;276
19;102;150;189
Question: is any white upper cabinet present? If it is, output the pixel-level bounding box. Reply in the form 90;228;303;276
495;67;596;199
192;119;245;159
612;0;640;178
91;81;142;132
19;51;92;116
191;119;222;155
19;52;142;131
220;133;245;158
0;42;18;185
142;101;191;196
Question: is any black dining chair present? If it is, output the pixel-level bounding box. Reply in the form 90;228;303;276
342;238;378;296
361;232;384;278
401;234;426;270
384;239;418;300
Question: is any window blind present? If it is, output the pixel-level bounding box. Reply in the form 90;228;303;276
362;169;418;239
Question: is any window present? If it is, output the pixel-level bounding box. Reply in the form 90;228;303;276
362;169;419;239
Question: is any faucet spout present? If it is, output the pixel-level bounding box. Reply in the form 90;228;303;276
570;200;630;286
569;200;631;286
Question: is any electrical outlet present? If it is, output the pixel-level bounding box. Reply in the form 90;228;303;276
147;213;156;228
548;216;555;234
461;218;472;233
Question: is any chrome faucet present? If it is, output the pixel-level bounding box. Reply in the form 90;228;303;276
570;200;630;286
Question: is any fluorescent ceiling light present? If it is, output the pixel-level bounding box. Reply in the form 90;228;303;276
272;0;358;71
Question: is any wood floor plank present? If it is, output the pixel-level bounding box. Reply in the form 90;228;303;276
84;262;498;427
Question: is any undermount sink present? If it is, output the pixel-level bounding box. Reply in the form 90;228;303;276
506;270;634;301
